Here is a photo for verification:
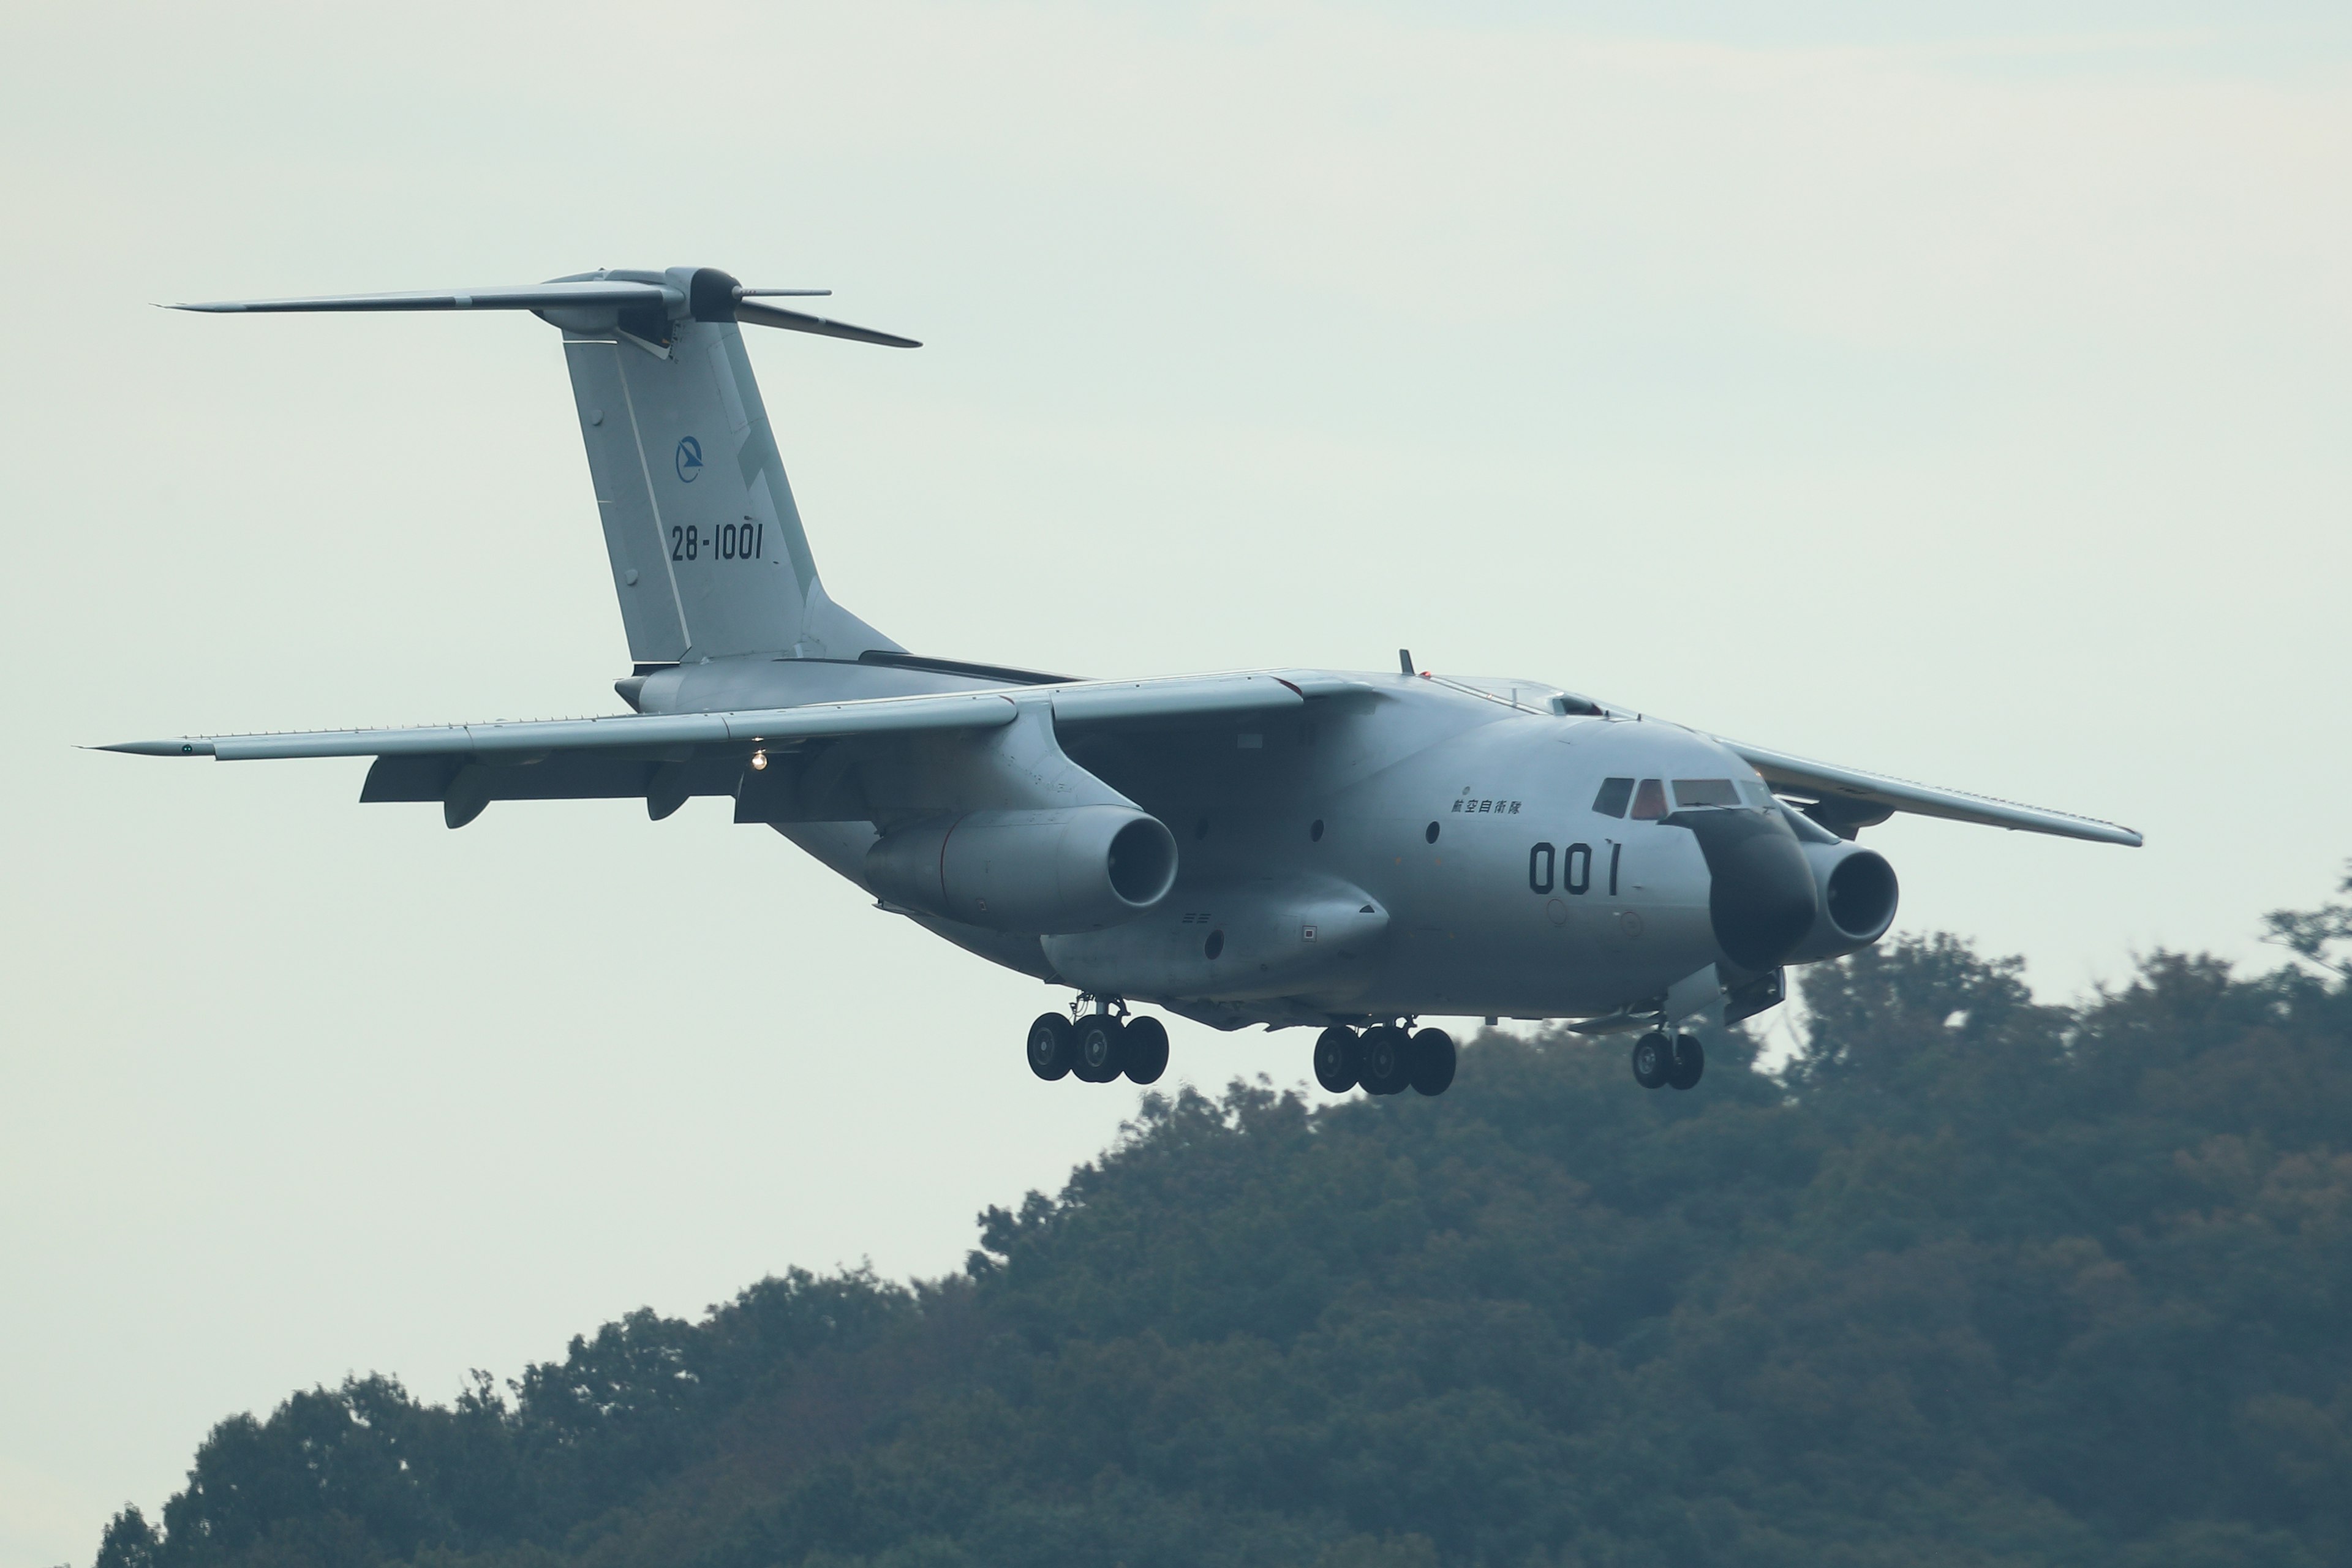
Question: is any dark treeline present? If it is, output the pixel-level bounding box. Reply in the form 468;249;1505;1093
96;873;2352;1568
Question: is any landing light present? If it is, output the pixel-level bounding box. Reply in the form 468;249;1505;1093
750;749;768;771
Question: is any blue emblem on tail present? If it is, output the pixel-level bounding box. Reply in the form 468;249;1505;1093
674;435;703;483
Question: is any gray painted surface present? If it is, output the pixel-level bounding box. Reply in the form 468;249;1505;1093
117;265;2142;1037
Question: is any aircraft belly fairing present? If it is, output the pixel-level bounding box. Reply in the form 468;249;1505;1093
1044;876;1390;1006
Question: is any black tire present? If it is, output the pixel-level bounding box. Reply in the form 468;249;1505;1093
1073;1014;1127;1084
1409;1028;1457;1096
1123;1016;1170;1085
1630;1030;1673;1089
1312;1026;1359;1093
1360;1025;1414;1096
1026;1013;1074;1081
1668;1031;1706;1091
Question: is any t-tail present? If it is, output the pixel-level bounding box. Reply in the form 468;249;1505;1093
172;266;913;669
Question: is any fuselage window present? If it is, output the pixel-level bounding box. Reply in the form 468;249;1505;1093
1592;777;1634;817
1673;778;1739;808
1630;778;1668;820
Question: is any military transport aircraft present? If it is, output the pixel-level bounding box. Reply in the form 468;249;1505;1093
107;266;2141;1098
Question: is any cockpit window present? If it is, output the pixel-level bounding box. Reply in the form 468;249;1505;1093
1738;779;1775;809
1630;778;1668;820
1592;777;1633;817
1673;778;1739;808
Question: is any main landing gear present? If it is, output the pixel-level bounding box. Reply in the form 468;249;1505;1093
1630;1030;1705;1091
1027;1006;1169;1087
1312;1023;1457;1097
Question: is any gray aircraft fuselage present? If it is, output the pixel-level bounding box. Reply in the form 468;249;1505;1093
631;652;1820;1033
114;265;2135;1068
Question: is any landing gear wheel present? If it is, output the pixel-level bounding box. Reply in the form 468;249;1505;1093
1312;1027;1359;1093
1409;1028;1457;1096
1667;1031;1705;1091
1072;1013;1128;1084
1026;1013;1075;1081
1359;1025;1414;1096
1123;1016;1170;1085
1630;1031;1673;1090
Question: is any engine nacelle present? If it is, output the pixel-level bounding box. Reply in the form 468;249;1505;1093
1781;840;1901;965
865;805;1178;935
1663;806;1820;971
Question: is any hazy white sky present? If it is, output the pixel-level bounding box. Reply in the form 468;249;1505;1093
2;2;2347;1561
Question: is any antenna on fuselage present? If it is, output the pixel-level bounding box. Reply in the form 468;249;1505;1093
1398;649;1415;676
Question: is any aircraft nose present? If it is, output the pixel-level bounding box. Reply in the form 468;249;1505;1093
1662;805;1818;971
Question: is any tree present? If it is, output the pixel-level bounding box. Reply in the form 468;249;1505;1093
92;880;2352;1568
93;1507;157;1568
2265;861;2352;978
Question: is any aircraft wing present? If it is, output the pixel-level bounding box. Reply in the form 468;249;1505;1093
99;670;1366;762
1719;736;2143;847
106;690;1023;761
100;669;1373;827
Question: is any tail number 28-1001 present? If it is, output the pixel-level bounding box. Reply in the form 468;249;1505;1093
670;522;766;563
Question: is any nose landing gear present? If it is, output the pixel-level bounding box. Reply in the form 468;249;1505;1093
1630;1030;1705;1091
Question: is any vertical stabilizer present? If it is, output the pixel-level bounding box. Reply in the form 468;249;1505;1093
563;311;895;665
170;265;915;665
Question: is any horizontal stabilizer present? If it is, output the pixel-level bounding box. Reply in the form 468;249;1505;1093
170;268;919;347
171;282;671;314
733;298;920;348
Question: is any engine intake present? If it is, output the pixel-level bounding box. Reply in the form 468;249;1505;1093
865;805;1178;934
1781;841;1900;964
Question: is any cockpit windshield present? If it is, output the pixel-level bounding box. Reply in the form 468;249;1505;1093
1600;776;1771;820
1672;778;1739;808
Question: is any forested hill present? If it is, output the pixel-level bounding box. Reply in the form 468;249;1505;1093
96;879;2352;1568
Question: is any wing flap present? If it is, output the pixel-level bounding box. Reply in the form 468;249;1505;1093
1722;737;2143;847
356;753;752;804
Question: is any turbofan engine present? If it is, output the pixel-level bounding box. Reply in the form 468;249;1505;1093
865;805;1179;935
1663;803;1899;971
1780;838;1900;964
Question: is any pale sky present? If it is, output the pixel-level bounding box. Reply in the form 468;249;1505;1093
2;3;2347;1561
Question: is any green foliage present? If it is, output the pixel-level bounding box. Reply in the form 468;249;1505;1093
95;1507;159;1568
2264;862;2352;978
96;901;2352;1568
